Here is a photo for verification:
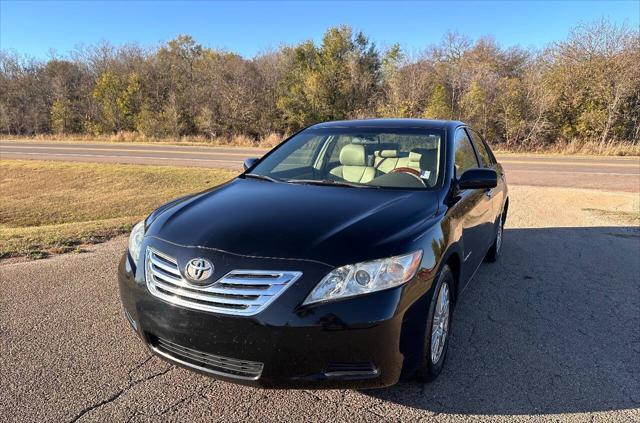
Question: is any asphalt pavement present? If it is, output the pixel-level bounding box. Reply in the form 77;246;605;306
1;185;639;422
1;140;639;192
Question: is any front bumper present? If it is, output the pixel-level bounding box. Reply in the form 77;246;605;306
118;238;435;389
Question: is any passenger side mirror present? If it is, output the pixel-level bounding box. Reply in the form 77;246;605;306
458;168;497;190
243;157;259;171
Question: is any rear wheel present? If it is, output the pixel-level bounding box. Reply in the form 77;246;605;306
415;265;453;382
485;211;504;262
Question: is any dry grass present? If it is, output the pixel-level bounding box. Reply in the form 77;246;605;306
1;132;283;148
0;160;236;259
494;138;640;157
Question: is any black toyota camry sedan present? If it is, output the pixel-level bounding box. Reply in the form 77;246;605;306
118;119;508;389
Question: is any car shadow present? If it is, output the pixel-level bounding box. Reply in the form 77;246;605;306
364;226;640;415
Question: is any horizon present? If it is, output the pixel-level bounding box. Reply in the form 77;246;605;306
1;0;638;59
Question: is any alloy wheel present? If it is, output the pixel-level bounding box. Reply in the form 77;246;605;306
430;282;450;364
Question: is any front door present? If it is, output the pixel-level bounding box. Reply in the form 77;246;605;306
452;129;494;290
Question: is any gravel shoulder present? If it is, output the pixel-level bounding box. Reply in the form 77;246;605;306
1;185;639;422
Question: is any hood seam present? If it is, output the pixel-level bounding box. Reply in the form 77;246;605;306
147;235;335;268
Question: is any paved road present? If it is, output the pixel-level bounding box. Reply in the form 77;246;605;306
1;186;639;422
1;140;639;192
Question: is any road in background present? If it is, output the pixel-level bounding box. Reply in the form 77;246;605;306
1;140;639;191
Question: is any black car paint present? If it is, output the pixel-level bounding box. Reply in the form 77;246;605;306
243;157;258;170
119;119;508;389
458;168;498;190
144;179;441;267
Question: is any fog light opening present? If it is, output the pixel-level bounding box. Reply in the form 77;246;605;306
323;363;379;379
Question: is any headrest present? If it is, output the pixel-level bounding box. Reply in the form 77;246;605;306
408;149;426;163
340;144;367;166
409;148;438;168
374;149;398;158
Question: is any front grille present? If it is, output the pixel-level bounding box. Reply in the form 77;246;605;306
145;247;301;316
150;335;263;380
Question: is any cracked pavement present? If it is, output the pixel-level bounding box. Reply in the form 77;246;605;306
1;185;639;422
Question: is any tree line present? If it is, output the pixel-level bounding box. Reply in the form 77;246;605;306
1;19;638;150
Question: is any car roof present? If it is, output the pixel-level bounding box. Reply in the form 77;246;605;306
310;118;465;131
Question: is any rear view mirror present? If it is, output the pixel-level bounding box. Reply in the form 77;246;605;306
458;168;497;190
243;157;259;171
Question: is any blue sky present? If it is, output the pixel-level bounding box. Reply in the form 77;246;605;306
1;0;638;59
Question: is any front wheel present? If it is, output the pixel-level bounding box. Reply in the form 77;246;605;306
414;265;453;382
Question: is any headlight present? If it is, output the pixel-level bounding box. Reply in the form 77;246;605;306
303;250;423;305
128;220;145;266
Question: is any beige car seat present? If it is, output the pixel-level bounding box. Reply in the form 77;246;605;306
373;150;400;173
329;144;377;183
377;149;427;172
374;148;439;185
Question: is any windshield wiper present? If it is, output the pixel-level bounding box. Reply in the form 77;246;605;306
244;173;281;183
285;178;376;189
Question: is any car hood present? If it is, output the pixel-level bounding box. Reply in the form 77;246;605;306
146;178;440;266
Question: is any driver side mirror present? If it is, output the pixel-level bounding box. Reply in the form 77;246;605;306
458;168;497;190
243;157;259;171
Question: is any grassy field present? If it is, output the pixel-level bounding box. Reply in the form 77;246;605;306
0;160;236;259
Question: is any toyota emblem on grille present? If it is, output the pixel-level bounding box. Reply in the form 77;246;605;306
185;258;213;284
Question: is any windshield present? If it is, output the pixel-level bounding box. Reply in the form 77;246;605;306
248;127;444;189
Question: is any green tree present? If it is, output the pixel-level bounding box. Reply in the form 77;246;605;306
276;41;320;130
276;26;381;131
424;85;451;120
378;44;408;117
50;98;73;134
92;71;140;132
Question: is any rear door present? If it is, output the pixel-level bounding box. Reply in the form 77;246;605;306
451;128;493;284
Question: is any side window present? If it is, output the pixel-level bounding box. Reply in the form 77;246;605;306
482;138;497;164
467;129;494;167
454;129;479;177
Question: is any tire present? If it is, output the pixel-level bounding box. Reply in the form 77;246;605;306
485;210;504;263
414;265;454;383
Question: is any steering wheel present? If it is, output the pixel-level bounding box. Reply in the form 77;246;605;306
389;167;426;186
390;167;421;177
